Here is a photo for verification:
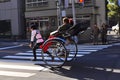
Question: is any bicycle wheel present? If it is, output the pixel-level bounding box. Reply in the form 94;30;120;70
65;39;78;62
41;39;67;68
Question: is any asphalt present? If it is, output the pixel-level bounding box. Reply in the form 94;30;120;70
0;34;120;80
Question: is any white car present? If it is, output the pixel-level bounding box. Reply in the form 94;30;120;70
112;24;119;34
112;24;119;31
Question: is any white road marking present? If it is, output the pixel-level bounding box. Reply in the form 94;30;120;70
0;45;22;50
0;61;49;77
0;70;35;77
16;52;42;56
2;44;112;61
3;56;42;59
0;64;47;71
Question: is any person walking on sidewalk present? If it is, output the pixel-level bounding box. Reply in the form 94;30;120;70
101;23;108;44
92;23;100;45
29;24;44;61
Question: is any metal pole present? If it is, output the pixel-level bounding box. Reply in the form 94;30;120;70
57;0;62;26
72;0;76;25
57;0;59;26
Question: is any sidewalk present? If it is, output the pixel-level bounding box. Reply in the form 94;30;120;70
0;31;120;45
84;31;120;45
106;30;120;44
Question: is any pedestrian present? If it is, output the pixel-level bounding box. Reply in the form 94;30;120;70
29;24;44;61
92;23;100;45
101;23;108;44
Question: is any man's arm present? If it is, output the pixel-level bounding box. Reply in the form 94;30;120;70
29;30;36;48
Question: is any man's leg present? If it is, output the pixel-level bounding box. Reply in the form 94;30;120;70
32;43;43;61
32;46;37;61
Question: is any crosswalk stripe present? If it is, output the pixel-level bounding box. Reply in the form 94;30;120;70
17;52;41;56
1;44;112;65
78;44;111;46
0;45;22;50
3;56;42;59
0;64;47;71
0;59;46;65
27;49;41;53
0;70;35;77
77;51;91;54
0;61;48;77
2;45;111;61
78;49;98;52
3;51;92;59
78;47;109;49
17;51;91;56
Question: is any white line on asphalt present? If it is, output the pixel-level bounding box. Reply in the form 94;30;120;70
17;51;91;56
0;45;22;50
0;64;47;71
3;56;42;59
0;59;46;65
0;70;35;77
78;49;98;52
17;52;42;56
81;45;111;47
78;47;109;49
77;52;91;54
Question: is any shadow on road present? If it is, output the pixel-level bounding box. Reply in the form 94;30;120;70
49;45;120;80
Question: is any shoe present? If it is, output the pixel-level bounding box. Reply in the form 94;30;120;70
31;58;37;61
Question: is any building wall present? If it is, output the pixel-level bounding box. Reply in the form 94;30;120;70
0;0;25;38
25;0;106;26
0;0;106;40
25;0;106;41
96;0;106;28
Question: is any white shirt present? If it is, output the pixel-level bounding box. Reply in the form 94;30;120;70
31;30;44;43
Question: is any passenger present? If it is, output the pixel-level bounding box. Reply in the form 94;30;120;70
50;17;72;37
50;17;72;44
